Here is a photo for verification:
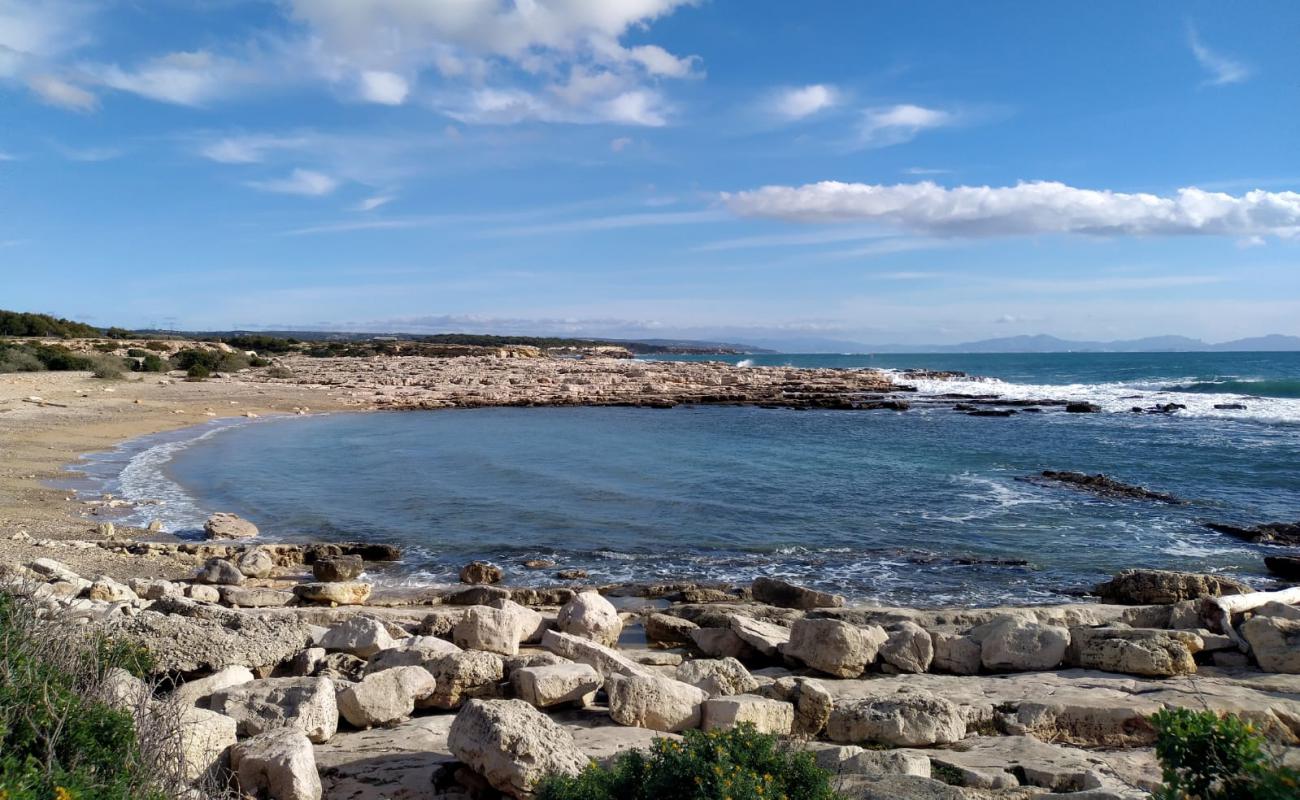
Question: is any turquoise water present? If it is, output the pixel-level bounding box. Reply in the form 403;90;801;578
86;352;1300;606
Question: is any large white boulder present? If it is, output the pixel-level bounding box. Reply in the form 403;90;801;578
827;694;966;747
337;666;437;727
1242;615;1300;673
422;650;505;710
173;665;256;707
453;601;543;655
932;633;982;675
606;673;708;732
210;677;339;743
204;512;259;540
236;548;276;579
448;699;589;798
319;616;396;658
541;629;654;680
878;622;934;674
674;657;758;697
782;618;887;678
556;590;622;647
973;617;1070;672
231;727;322;800
178;704;238;783
702;695;794;735
1067;627;1203;677
512;663;601;708
364;636;462;674
729;615;791;657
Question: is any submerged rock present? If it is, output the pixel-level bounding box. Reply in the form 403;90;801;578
1094;569;1252;605
1022;471;1183;504
312;554;363;582
1205;520;1300;546
460;560;504;585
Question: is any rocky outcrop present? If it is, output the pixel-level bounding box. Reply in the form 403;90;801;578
1022;471;1183;503
210;677;339;744
1206;520;1300;546
783;618;887;678
674;657;758;697
204;512;259;540
827;694;966;747
460;561;504;585
115;610;313;674
702;695;795;734
1067;627;1202;677
606;673;709;732
972;617;1070;672
752;577;844;609
1094;569;1252;605
312;554;363;582
1241;615;1300;673
448;699;588;799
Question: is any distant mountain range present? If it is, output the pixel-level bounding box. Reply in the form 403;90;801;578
860;334;1300;354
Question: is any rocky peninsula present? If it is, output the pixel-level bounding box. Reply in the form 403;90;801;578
2;344;1299;800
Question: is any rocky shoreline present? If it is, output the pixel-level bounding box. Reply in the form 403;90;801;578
4;520;1300;800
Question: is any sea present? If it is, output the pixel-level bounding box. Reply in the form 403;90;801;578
66;351;1300;607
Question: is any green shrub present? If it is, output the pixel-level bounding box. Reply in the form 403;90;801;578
144;341;170;352
248;356;271;367
536;724;842;800
0;348;45;373
170;348;248;373
0;310;100;338
89;355;126;380
0;591;166;800
104;327;134;339
126;348;148;358
185;364;210;381
1152;708;1300;799
135;354;167;373
265;365;294;379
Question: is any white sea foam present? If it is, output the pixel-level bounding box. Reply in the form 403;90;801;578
735;358;755;368
897;373;1300;424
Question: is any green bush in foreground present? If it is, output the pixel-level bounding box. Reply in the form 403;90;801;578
536;724;842;800
89;355;126;380
0;591;164;800
185;364;210;381
1152;708;1300;799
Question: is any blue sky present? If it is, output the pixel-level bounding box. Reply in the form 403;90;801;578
2;0;1298;347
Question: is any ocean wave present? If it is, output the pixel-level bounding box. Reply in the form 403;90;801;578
1160;378;1300;399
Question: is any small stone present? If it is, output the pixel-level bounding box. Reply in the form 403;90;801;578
293;581;372;606
237;548;276;579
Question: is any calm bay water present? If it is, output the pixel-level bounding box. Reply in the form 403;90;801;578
82;352;1300;606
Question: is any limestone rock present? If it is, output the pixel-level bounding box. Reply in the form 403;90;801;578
729;615;791;657
1068;627;1203;677
827;694;966;747
365;636;462;674
337;666;436;728
761;676;833;737
195;558;245;586
454;601;543;655
1242;615;1300;673
179;704;238;783
448;699;588;798
1094;569;1252;605
210;677;339;743
422;650;505;710
645;612;699;646
231;728;322;800
173;665;256;707
879;622;934;674
312;554;364;582
221;587;294;608
973;617;1070;672
320;616;396;658
703;694;794;734
606;673;708;732
931;633;982;675
459;561;503;585
512;663;601;708
556;590;622;647
541;629;654;680
27;558;80;582
752;576;844;609
675;657;758;697
782;618;887;678
689;627;756;660
205;512;259;540
86;576;138;603
293;581;372;606
115;610;312;673
186;583;221;603
237;548;276;579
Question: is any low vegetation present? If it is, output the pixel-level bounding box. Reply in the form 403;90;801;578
536;724;842;800
0;590;171;800
1152;708;1299;799
0;311;100;339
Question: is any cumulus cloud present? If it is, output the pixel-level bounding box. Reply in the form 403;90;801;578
766;84;839;120
859;104;955;147
247;168;339;196
723;180;1300;239
1187;26;1250;86
26;72;97;110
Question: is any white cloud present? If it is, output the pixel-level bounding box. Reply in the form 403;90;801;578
1187;26;1251;86
859;104;955;147
355;194;392;211
0;0;92;77
724;180;1300;239
26;73;97;111
445;84;670;126
767;84;839;120
247;168;339;196
358;69;408;104
91;50;241;106
198;134;315;164
610;136;632;152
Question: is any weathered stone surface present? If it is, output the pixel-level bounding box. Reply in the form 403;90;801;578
931;632;981;675
316;652;366;682
422;650;505;710
173;665;256;707
459;561;504;585
702;694;794;734
1094;569;1252;605
195;557;245;586
115;610;312;673
556;590;622;647
541;629;654;680
675;657;759;697
916;735;1155;796
689;627;757;660
1068;627;1202;677
178;704;238;783
879;621;934;674
827;694;966;747
834;774;968;800
319;616;396;658
645;612;699;646
448;699;588;799
806;744;930;778
221;586;294;608
27;558;81;582
453;601;543;655
606;673;708;732
86;575;137;602
186;583;221;603
231;728;322;800
783;618;887;678
312;554;364;582
337;666;436;727
210;677;339;743
729;614;791;657
365;636;463;674
204;512;259;540
762;676;833;737
512;663;601;708
236;548;276;579
973;617;1070;672
293;581;372;606
1242;615;1300;673
752;576;844;609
